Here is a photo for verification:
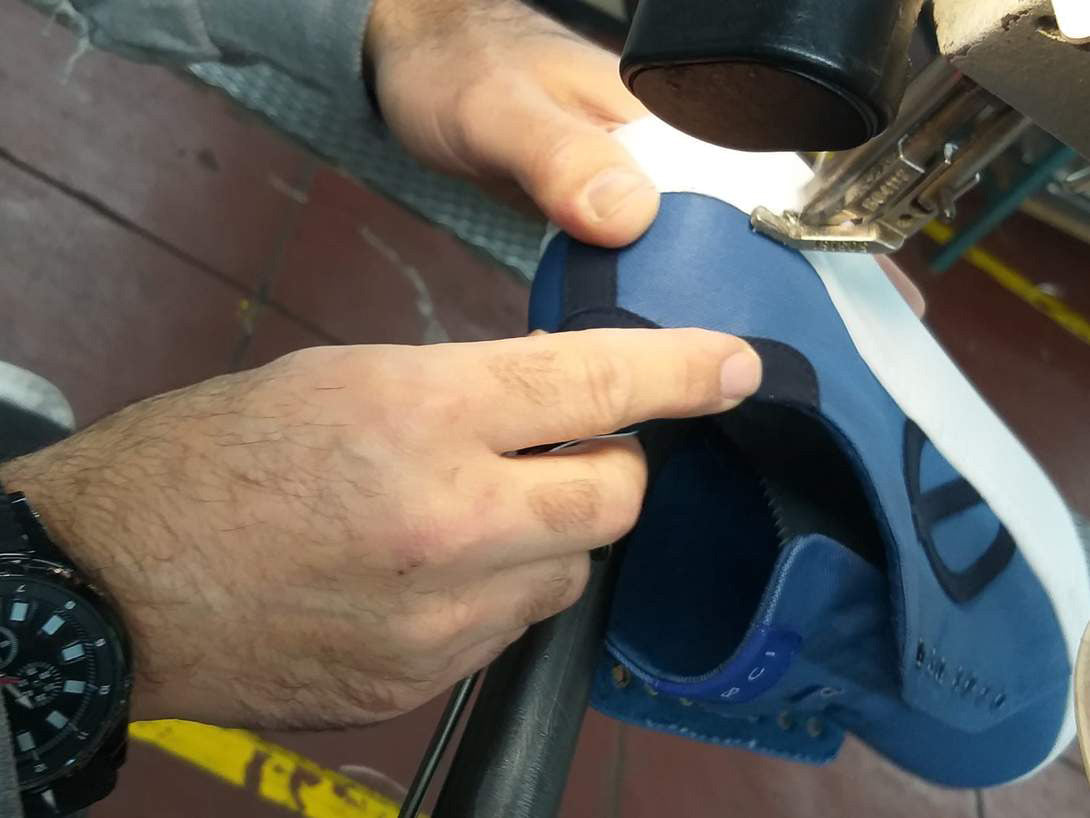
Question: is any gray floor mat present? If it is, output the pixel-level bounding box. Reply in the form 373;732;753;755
189;61;546;280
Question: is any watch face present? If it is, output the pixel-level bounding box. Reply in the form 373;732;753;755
0;574;128;788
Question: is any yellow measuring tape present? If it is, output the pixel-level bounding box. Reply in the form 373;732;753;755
130;720;407;818
923;221;1090;347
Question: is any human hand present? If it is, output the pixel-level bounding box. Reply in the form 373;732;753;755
0;330;761;729
364;0;658;248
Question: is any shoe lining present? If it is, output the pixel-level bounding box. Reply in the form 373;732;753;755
610;406;886;679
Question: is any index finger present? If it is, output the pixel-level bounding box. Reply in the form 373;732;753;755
451;328;761;453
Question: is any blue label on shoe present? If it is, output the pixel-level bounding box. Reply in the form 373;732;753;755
647;626;802;704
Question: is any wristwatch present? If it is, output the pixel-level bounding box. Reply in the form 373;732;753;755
0;485;132;817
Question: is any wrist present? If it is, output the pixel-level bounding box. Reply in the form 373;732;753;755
0;440;142;658
0;451;135;809
364;0;523;64
0;441;162;718
1;444;102;576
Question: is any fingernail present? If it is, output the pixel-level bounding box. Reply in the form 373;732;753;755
583;169;655;222
720;346;763;401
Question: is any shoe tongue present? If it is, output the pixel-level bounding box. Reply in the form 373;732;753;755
715;402;888;570
762;474;824;548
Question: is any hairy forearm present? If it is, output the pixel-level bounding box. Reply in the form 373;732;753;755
0;380;248;721
1;434;121;583
365;0;560;61
65;0;374;99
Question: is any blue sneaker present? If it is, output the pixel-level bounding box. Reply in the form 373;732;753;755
530;118;1090;788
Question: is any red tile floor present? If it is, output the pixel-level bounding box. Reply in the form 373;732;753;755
2;2;1089;815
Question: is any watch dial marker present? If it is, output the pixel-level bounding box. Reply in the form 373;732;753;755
9;602;28;623
41;615;64;636
62;680;85;695
15;732;35;752
60;643;84;663
45;711;68;730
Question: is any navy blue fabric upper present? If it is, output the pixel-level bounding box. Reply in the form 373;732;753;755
529;193;1071;787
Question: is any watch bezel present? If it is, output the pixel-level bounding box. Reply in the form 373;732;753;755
0;557;133;793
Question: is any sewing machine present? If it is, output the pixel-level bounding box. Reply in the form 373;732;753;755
622;0;1090;253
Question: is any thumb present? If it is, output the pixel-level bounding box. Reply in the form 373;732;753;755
471;94;659;248
558;136;661;248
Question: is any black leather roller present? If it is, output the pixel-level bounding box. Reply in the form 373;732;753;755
432;551;619;818
621;0;925;152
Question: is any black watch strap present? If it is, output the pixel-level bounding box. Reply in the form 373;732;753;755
0;484;29;818
0;487;25;552
0;489;70;568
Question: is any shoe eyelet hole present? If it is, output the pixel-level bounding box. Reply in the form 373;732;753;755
611;664;630;689
777;710;795;731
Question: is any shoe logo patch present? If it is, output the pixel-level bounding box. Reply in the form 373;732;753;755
904;422;1016;604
